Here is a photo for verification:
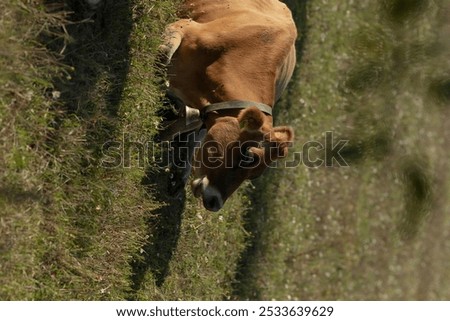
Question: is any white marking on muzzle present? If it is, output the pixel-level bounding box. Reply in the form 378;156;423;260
193;177;224;212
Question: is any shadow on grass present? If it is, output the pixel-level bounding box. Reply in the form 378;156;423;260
129;167;186;292
0;186;41;204
128;95;193;294
50;0;187;295
52;0;132;144
398;157;432;240
43;0;134;259
275;0;310;116
231;174;273;300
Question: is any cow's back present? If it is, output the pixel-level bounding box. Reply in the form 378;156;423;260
169;0;297;109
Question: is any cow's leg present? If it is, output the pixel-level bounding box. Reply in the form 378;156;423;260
168;129;206;197
156;91;203;142
159;19;191;65
155;92;186;142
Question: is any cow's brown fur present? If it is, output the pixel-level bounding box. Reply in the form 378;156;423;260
162;0;297;211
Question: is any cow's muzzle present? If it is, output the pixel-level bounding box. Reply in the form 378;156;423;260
191;177;224;212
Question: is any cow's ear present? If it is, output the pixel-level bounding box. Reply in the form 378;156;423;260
238;106;265;132
269;126;294;158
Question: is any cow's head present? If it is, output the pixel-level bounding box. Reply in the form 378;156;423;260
191;106;294;211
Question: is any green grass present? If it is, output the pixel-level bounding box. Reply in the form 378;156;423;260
0;0;247;300
235;0;450;300
1;0;449;301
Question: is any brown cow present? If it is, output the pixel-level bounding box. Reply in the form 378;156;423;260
160;0;297;211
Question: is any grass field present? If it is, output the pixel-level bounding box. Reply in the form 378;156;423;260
1;0;449;300
236;0;450;300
